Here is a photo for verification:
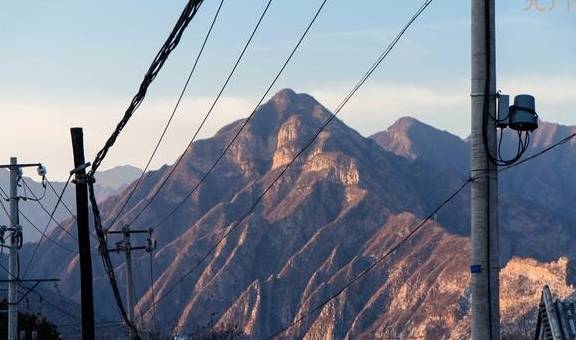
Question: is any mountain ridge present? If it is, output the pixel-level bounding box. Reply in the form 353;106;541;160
18;89;576;338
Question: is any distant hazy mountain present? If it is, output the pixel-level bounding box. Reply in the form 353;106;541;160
370;117;469;173
0;165;142;242
95;165;144;197
21;90;576;338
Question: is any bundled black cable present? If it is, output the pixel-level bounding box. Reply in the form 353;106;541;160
88;181;140;338
89;0;205;176
83;1;207;336
480;1;530;167
137;0;433;322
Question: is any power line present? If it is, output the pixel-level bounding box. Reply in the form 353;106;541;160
87;184;141;337
20;177;76;241
45;177;76;221
17;207;75;254
88;0;205;176
263;178;471;339
107;0;227;230
0;243;73;322
19;178;46;202
20;176;76;278
46;176;101;244
129;0;326;229
470;130;576;180
0;185;74;254
145;120;576;331
120;0;275;228
500;131;576;172
21;288;81;323
85;1;208;336
141;0;429;318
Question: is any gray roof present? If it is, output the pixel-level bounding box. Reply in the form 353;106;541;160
535;285;576;340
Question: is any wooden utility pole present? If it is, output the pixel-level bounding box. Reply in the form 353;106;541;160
470;0;500;339
70;127;96;340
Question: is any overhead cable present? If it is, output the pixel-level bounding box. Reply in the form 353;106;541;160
89;0;205;176
264;178;470;339
0;185;74;254
122;0;275;227
141;0;429;318
129;0;324;229
107;0;227;229
85;1;208;337
20;176;76;278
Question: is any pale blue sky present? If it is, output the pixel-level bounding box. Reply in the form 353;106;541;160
0;0;574;179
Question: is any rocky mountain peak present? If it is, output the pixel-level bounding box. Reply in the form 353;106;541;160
269;88;299;109
249;89;331;137
371;117;421;160
371;116;468;173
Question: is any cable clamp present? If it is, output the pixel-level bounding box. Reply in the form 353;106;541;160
72;173;96;185
70;162;95;184
69;162;91;176
470;92;498;98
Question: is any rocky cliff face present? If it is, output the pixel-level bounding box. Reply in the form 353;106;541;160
22;90;576;338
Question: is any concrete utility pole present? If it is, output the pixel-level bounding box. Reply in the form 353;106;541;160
106;226;156;339
8;157;19;340
0;159;58;340
124;226;136;340
470;0;500;339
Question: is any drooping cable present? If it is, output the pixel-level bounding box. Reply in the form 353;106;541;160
121;0;275;228
480;3;530;167
20;176;76;278
140;0;432;318
0;185;74;254
18;177;47;202
21;177;76;241
84;2;208;337
87;181;140;337
469;129;576;179
107;0;227;230
263;178;471;339
501;132;576;172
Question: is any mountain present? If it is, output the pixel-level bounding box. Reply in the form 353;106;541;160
20;90;576;338
370;117;468;173
95;165;144;197
0;165;142;242
371;117;576;262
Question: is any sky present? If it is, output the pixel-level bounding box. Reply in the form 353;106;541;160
0;0;574;180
